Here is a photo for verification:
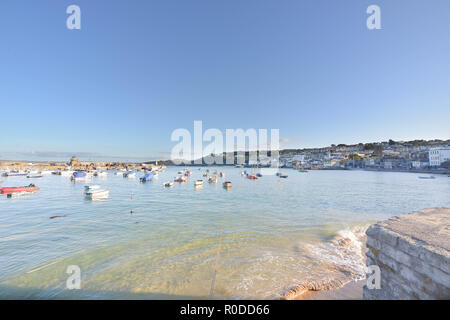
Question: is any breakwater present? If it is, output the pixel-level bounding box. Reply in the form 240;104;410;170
364;208;450;299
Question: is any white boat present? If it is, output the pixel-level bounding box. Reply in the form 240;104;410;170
115;171;123;176
124;172;136;178
41;170;53;175
223;181;232;189
71;171;89;181
27;174;43;179
7;191;37;198
61;171;74;177
85;189;110;199
194;180;203;186
163;182;174;188
94;171;107;177
208;176;218;183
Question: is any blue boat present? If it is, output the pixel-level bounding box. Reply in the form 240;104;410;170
72;171;87;181
140;173;154;182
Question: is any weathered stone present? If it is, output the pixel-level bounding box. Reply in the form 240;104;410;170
364;208;450;300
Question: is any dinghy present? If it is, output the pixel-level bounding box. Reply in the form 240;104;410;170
27;174;43;179
174;176;187;183
124;171;136;178
71;171;88;181
85;189;110;199
194;180;203;186
1;184;40;194
208;176;218;183
223;181;232;189
140;173;154;182
7;191;37;198
61;171;74;177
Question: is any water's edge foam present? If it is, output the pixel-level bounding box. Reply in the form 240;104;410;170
281;225;369;300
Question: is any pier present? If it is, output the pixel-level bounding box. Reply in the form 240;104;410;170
364;208;450;299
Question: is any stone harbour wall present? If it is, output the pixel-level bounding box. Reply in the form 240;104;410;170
363;208;450;300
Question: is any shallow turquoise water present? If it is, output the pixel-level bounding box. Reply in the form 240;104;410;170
0;168;449;299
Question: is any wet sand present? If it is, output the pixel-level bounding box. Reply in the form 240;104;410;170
296;280;364;300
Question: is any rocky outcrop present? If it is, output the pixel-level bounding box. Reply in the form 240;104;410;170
364;208;450;300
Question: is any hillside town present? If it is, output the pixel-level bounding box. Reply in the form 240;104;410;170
277;139;450;172
1;140;449;174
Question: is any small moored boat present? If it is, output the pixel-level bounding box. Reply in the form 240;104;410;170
71;171;88;181
208;176;218;183
7;191;37;198
85;189;110;199
2;172;27;177
174;176;187;183
223;181;232;189
194;180;203;186
1;184;40;194
163;182;174;188
61;171;74;177
124;171;136;178
140;173;154;182
418;176;435;179
247;174;258;180
27;174;43;179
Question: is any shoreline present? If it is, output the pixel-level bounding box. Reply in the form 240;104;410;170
296;280;364;300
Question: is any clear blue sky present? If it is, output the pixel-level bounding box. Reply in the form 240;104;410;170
1;0;449;161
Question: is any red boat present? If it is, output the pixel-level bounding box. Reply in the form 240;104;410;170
0;184;40;194
247;175;258;180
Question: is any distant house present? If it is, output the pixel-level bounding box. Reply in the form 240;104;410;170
429;148;450;166
411;161;429;169
384;161;393;169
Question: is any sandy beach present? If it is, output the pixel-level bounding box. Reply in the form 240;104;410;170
298;280;364;300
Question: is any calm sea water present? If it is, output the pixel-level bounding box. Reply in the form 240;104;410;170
0;168;449;299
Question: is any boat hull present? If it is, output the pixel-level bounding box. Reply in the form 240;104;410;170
1;186;40;194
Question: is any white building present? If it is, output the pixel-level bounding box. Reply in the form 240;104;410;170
429;148;450;166
293;154;305;162
411;161;429;168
